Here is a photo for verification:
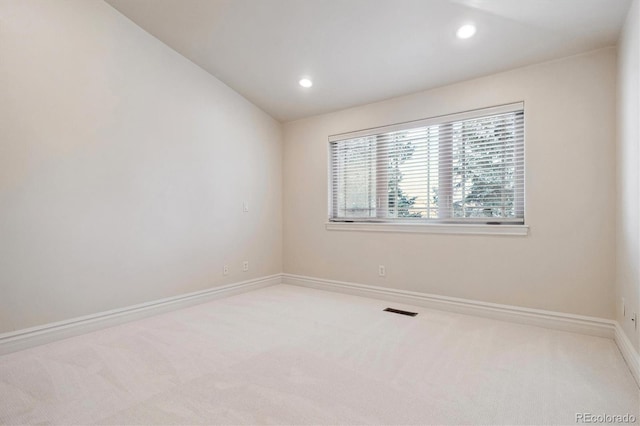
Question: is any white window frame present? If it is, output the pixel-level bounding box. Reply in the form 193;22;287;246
327;103;528;236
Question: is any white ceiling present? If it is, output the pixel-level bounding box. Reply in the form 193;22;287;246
106;0;631;122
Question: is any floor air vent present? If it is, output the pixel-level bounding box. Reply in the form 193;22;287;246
383;307;418;317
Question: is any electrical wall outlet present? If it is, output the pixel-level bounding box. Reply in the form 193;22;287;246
243;201;249;212
243;261;249;272
378;265;386;277
223;265;229;276
633;313;638;331
622;297;626;317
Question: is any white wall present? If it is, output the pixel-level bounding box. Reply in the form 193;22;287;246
616;0;640;350
283;48;617;319
0;0;625;337
0;0;282;333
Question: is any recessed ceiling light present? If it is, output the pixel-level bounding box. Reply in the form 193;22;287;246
456;24;476;39
299;78;313;88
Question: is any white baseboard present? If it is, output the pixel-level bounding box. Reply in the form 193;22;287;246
282;273;616;339
4;271;637;388
282;274;640;385
0;274;281;355
614;323;640;387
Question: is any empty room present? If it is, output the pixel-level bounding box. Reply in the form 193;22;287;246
1;0;639;424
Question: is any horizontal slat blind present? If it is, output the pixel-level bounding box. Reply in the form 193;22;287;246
329;103;525;224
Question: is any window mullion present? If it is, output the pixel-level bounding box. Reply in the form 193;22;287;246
515;112;525;219
375;136;389;219
439;123;453;220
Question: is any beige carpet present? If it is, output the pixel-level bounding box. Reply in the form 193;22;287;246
0;284;638;425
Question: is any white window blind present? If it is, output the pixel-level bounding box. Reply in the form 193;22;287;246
329;103;524;224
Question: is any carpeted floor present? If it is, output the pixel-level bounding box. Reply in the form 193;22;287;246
0;284;638;425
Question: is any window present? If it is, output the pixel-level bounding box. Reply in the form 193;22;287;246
329;103;524;225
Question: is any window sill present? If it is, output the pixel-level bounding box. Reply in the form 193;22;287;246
325;222;529;236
